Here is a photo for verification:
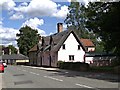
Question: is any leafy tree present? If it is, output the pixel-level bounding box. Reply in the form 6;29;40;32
16;26;39;56
0;45;4;55
64;0;87;38
86;2;120;55
8;45;17;54
64;0;102;52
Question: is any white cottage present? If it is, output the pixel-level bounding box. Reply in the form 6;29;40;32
29;23;95;67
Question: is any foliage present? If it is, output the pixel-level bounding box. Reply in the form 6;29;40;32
16;26;39;56
86;2;120;56
8;45;17;54
64;1;87;38
0;45;17;55
90;66;114;73
0;45;4;55
57;61;89;71
64;1;103;52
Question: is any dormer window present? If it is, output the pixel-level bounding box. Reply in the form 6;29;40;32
62;44;65;49
78;45;81;50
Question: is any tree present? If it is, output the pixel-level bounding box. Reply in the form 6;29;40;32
64;0;87;38
16;26;40;56
8;45;17;54
0;45;4;55
64;0;102;52
86;2;120;56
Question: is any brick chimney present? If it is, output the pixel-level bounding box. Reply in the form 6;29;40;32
57;23;63;33
39;36;42;44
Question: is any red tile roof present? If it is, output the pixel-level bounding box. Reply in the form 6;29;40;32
80;39;95;47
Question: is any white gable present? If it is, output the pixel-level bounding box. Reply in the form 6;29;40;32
58;33;85;62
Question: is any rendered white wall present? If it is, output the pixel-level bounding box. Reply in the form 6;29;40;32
58;33;85;62
88;47;95;52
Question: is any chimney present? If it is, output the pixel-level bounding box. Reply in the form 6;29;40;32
2;50;4;55
57;23;63;33
39;36;42;44
17;48;19;54
9;49;11;55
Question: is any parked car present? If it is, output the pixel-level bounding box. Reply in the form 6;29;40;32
0;62;4;73
2;61;7;67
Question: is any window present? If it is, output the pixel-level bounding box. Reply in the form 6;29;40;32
69;55;74;61
78;45;81;50
62;44;65;49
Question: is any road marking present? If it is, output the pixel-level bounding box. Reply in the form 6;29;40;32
29;72;39;75
65;72;69;73
17;68;21;70
22;70;27;72
75;83;93;88
30;72;36;74
36;74;40;75
44;76;63;82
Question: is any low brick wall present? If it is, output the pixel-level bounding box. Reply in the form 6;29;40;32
91;60;111;66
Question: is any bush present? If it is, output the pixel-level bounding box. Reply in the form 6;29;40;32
114;66;120;74
57;61;64;68
111;59;120;66
90;66;114;73
57;61;90;71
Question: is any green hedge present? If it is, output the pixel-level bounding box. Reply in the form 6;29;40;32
57;61;89;71
89;66;114;72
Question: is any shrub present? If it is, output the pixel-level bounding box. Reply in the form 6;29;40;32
57;61;89;71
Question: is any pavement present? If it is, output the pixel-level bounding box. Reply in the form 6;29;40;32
21;65;120;82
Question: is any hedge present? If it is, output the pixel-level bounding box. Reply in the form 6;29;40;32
57;61;89;71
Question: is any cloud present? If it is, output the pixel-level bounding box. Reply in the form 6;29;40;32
0;0;16;10
14;0;58;17
19;2;28;7
0;21;3;26
21;17;46;36
13;0;68;19
0;27;19;47
53;5;69;19
9;13;24;20
0;17;47;48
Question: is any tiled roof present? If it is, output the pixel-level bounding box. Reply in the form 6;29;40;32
80;39;95;47
29;44;38;52
1;54;28;60
29;29;95;53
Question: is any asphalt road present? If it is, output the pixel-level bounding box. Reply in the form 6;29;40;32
1;65;119;89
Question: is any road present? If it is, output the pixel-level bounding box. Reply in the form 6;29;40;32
1;65;119;89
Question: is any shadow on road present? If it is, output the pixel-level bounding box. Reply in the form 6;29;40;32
46;69;120;83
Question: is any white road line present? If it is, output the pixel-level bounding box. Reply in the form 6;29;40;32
36;74;40;75
17;68;21;70
30;72;36;74
22;70;26;72
65;72;69;73
29;72;39;75
75;83;94;88
44;76;63;82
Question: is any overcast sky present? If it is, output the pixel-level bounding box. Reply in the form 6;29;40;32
0;0;101;48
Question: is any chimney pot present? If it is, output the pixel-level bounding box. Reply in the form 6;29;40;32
9;49;11;55
57;23;63;33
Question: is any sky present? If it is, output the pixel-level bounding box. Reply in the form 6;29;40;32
0;0;95;48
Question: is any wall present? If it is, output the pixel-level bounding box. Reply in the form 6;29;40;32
58;33;85;62
85;56;117;66
29;51;37;65
87;47;95;52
